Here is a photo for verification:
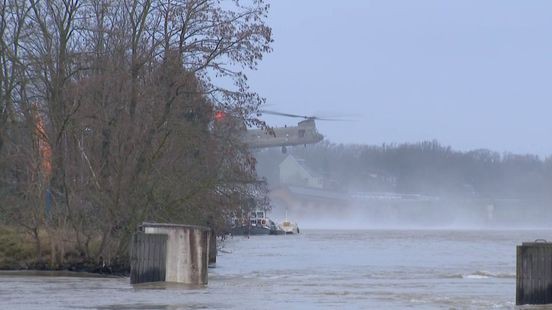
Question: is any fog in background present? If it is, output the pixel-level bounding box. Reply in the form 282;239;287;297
248;1;552;156
255;142;552;229
243;1;552;229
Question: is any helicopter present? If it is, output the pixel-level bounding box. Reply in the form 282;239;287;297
241;110;331;153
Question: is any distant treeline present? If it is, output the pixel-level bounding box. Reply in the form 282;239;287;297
256;140;552;200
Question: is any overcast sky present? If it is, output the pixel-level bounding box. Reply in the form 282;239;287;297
247;1;552;157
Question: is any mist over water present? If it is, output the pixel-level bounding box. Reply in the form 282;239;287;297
3;1;552;309
4;229;548;309
269;198;552;231
255;144;552;231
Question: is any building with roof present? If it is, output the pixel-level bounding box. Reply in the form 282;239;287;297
278;155;324;189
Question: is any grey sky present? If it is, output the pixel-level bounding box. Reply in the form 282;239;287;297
247;1;552;156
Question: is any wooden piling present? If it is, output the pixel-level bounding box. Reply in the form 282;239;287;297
516;241;552;305
209;231;217;267
130;232;167;284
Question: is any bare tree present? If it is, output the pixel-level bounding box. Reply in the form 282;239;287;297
0;0;272;269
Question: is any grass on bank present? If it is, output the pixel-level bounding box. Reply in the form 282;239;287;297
0;227;35;269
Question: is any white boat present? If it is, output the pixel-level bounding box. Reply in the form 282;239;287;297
279;214;299;234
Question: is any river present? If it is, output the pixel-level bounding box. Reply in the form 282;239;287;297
1;229;548;309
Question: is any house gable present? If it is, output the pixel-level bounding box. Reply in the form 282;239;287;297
279;155;323;189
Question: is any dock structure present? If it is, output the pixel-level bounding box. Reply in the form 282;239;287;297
516;241;552;305
130;222;211;285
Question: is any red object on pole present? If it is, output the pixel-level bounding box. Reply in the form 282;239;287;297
214;111;225;121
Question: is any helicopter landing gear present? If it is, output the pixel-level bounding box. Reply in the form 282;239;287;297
281;145;287;154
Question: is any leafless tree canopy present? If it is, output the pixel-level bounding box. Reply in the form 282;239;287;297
0;0;272;267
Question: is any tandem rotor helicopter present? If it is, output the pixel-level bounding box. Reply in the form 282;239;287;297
240;110;341;153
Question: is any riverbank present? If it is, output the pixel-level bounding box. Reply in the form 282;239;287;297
0;226;129;276
0;270;124;278
0;262;129;277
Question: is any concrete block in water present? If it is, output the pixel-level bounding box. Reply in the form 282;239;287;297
133;223;211;285
516;240;552;305
130;232;167;284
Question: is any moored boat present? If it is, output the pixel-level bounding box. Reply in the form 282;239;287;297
231;209;283;236
279;215;300;234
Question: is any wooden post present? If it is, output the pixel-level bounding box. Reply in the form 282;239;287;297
209;230;217;267
140;223;211;285
130;232;167;284
516;241;552;305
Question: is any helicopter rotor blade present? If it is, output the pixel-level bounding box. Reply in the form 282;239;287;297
259;110;310;119
259;110;354;121
313;117;354;121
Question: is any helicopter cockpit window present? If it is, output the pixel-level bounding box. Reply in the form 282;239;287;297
298;129;306;138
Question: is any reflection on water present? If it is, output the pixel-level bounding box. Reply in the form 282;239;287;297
131;282;207;290
2;230;550;309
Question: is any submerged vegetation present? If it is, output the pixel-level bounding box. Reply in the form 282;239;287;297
0;0;272;271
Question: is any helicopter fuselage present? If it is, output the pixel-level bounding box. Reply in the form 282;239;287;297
242;119;324;149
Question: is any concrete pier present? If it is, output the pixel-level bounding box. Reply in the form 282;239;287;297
131;222;211;285
516;240;552;305
130;232;167;284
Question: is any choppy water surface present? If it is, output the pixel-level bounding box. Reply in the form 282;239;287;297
2;229;550;309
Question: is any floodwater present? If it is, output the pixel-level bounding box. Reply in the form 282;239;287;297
1;229;550;309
